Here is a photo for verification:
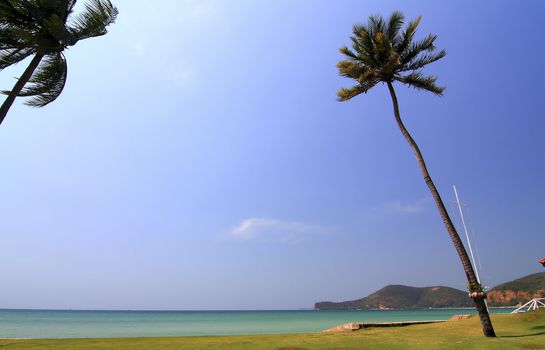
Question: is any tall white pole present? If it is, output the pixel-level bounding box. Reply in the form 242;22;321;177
453;185;481;284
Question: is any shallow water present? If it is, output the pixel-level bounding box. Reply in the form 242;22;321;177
0;308;514;339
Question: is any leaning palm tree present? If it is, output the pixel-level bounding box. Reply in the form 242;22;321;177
0;0;118;126
336;12;496;337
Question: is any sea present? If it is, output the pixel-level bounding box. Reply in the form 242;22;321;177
0;308;515;339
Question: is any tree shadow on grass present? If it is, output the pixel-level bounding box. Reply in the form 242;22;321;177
500;331;545;338
532;325;545;331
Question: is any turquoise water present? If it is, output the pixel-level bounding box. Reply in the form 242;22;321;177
0;308;514;339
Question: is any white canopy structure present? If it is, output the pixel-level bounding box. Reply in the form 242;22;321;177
511;298;545;314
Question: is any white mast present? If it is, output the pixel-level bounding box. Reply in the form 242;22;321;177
453;185;481;284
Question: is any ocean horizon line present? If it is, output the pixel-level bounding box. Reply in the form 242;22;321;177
0;308;314;312
0;306;514;312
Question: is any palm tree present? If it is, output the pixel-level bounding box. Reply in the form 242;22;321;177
0;0;118;126
336;12;496;337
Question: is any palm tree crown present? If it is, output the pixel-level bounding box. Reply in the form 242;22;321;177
336;11;446;101
0;0;118;107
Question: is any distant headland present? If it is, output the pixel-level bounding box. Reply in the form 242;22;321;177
315;272;545;310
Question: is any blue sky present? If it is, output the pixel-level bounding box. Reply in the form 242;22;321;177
0;0;544;310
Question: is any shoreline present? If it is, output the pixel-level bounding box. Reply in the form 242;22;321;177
0;308;516;339
0;310;544;350
0;310;542;346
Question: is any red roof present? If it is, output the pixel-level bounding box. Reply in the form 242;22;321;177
540;258;545;264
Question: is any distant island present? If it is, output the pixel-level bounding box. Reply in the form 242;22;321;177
315;272;545;310
315;285;472;310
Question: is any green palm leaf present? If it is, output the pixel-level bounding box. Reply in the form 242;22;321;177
351;25;376;66
16;52;67;107
0;0;39;27
368;15;386;36
402;49;446;71
395;71;444;95
38;0;77;21
69;0;118;40
401;34;437;65
337;80;377;101
396;16;421;55
0;47;33;69
386;11;404;44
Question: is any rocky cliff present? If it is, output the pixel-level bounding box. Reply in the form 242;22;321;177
487;272;545;306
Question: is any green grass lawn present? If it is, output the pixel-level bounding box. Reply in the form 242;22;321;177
2;309;544;350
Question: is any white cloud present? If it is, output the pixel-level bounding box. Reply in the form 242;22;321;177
229;218;326;241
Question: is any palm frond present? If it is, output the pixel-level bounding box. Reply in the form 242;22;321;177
352;23;370;41
351;24;377;66
16;52;68;107
337;85;363;102
386;11;404;45
337;60;362;79
337;46;375;75
3;24;63;52
65;0;77;20
38;0;75;22
0;0;39;28
44;12;77;46
68;0;118;41
401;33;437;64
337;79;378;101
395;71;444;95
368;15;386;36
0;26;37;50
0;28;26;49
397;15;421;55
371;31;391;66
339;46;358;61
402;49;446;71
337;60;376;83
349;38;376;67
0;47;33;69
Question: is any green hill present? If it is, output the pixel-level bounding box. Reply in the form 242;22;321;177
315;285;473;310
487;272;545;306
316;272;545;310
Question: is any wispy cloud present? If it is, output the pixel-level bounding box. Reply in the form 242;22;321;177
229;218;327;242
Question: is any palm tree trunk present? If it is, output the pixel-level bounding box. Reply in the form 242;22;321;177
386;81;496;337
0;53;44;127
